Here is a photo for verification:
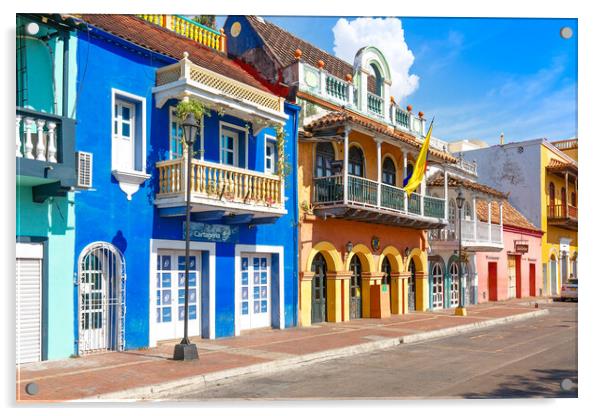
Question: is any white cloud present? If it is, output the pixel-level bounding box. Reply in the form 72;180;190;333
332;17;419;101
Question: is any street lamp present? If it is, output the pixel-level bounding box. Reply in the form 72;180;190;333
455;188;467;316
173;112;200;361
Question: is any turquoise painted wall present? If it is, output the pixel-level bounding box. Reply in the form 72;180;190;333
16;186;75;360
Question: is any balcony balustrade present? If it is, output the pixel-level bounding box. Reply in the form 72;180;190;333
138;14;226;53
367;92;384;117
155;157;284;213
312;174;446;223
548;203;578;220
16;108;62;163
430;218;503;250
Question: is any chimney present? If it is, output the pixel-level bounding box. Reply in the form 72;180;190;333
500;132;505;145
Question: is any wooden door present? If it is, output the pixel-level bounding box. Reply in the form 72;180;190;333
515;256;522;298
311;254;327;324
349;255;362;319
488;262;498;301
529;263;536;296
408;259;416;311
508;256;516;298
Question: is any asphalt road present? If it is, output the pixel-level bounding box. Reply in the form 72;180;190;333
175;302;577;400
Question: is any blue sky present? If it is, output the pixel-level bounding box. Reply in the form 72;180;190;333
216;16;577;144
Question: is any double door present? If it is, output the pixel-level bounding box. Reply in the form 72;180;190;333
240;255;271;330
349;255;362;319
155;251;201;342
311;254;327;324
431;263;444;309
508;256;517;299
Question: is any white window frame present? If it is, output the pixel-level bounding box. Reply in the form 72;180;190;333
265;135;277;174
110;88;150;200
169;106;205;160
219;121;248;169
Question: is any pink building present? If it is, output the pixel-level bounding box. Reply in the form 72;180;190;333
476;201;544;302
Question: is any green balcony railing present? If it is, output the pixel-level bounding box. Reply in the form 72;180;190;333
367;92;384;116
313;175;344;204
394;106;410;129
325;75;349;102
408;193;421;215
348;175;378;206
381;183;405;211
424;195;445;219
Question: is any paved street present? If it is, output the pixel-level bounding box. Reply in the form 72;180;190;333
176;302;577;400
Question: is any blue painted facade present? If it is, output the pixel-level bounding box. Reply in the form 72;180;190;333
73;22;299;353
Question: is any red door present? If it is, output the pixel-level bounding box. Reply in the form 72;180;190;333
529;263;536;296
488;262;498;301
515;256;522;298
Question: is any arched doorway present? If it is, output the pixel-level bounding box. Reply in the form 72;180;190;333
431;262;444;309
310;253;328;324
78;242;126;354
449;261;460;307
349;254;363;319
381;256;392;311
408;259;417;311
463;259;474;305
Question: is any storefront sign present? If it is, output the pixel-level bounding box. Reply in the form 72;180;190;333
185;222;239;243
514;240;529;254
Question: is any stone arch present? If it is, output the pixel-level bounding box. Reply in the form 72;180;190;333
345;243;376;273
306;241;343;273
378;246;403;273
353;46;392;84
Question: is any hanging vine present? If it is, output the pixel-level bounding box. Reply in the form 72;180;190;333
275;124;291;179
175;98;210;158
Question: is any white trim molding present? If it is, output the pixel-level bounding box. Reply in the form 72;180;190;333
234;244;285;336
148;239;216;347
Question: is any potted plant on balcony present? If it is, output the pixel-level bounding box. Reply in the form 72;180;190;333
175;98;209;159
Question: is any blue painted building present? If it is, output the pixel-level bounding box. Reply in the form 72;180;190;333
73;14;299;354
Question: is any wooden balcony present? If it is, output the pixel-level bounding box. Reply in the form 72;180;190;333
548;204;578;230
429;219;504;252
154;158;286;221
312;174;447;229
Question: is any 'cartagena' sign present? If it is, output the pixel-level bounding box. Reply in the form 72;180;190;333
184;222;239;243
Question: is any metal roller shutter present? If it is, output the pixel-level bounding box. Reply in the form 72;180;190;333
16;243;43;365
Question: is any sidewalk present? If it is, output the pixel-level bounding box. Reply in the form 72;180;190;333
16;298;550;402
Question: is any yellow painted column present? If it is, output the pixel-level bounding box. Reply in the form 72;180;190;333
360;272;383;318
390;272;403;315
327;272;350;322
299;272;314;327
415;271;429;311
341;274;351;321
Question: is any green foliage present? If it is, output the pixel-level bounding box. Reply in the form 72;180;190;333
175;98;210;125
192;15;216;30
275;124;292;180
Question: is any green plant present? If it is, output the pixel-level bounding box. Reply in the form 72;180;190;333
175;98;209;124
275;125;292;179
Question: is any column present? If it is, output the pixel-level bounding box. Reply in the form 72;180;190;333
343;127;349;204
35;119;47;161
391;272;410;314
564;172;569;216
472;196;477;240
299;272;314;327
444;170;449;220
403;151;408;212
376;139;382;207
487;200;492;242
16;115;22;157
327;271;350;323
471;254;479;304
415;271;429;311
23;117;34;159
361;272;383;319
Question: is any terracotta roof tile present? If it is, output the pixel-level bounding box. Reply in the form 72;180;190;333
305;111;457;163
547;158;578;173
78;14;270;92
246;16;377;93
427;171;507;199
476;200;541;233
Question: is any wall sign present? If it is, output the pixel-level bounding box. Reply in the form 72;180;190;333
514;240;529;254
185;222;239;244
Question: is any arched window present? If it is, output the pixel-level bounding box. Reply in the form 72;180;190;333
549;182;555;204
310;253;328;323
315;142;335;178
370;62;384;97
348;146;364;177
382;157;396;186
464;201;472;220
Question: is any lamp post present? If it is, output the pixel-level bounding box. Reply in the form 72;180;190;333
455;188;467;316
173;112;200;361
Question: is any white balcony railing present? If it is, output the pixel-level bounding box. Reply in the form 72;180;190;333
430;218;503;246
156;157;284;209
16;110;59;163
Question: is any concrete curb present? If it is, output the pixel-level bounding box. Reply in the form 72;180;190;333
79;308;549;401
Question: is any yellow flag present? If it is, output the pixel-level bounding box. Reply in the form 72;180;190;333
402;120;433;196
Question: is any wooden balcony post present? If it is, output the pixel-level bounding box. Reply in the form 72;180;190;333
472;196;477;239
564;171;569;217
487;199;492;242
343;127;349;204
376;139;382;207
